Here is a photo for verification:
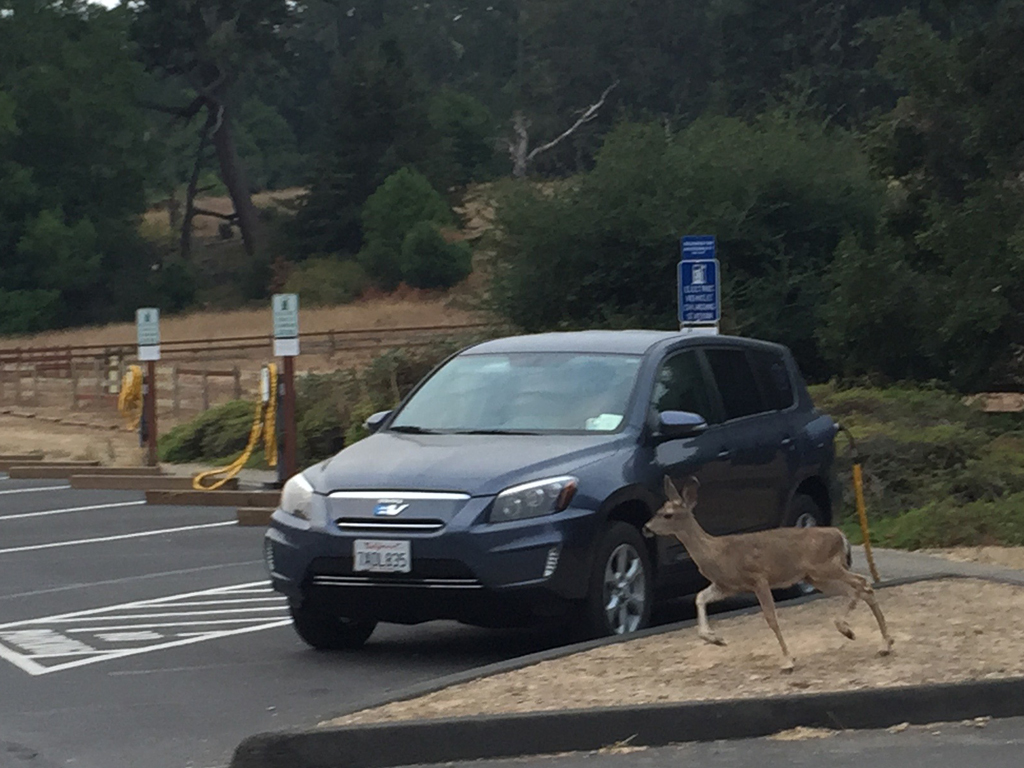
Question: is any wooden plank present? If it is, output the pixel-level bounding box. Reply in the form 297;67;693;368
7;464;158;480
236;507;275;527
70;475;237;491
145;489;281;508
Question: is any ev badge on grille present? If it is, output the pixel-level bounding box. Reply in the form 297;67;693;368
374;500;409;516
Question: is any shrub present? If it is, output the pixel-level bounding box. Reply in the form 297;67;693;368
283;257;369;306
159;400;257;464
357;168;454;289
400;222;473;289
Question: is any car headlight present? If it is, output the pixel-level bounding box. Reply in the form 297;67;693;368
280;473;314;520
489;476;578;523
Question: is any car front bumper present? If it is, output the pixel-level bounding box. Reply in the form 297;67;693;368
264;496;600;626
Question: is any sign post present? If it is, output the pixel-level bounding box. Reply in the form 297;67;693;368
272;294;300;481
678;235;721;336
136;308;160;466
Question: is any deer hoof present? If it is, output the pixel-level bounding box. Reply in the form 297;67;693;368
700;632;727;647
780;659;796;673
879;639;895;657
835;620;855;640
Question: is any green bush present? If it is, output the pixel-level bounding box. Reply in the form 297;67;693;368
811;382;1024;549
283;257;369;306
159;400;257;464
400;222;472;289
357;168;455;289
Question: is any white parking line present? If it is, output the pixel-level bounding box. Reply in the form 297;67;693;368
0;485;71;496
0;521;236;554
0;500;147;521
0;581;289;675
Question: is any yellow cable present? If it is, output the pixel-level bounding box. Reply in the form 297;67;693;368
192;363;279;491
117;365;144;430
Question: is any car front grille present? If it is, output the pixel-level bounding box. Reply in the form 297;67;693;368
310;574;482;589
333;518;446;532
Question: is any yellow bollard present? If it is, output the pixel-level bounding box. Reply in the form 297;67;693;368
839;426;881;584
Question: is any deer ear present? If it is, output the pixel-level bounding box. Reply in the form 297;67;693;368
681;477;699;506
663;476;683;504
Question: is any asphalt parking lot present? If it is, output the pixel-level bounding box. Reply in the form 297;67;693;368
0;477;570;768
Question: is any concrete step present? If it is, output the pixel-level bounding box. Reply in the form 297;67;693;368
70;475;239;491
8;464;158;480
145;489;281;508
236;507;275;527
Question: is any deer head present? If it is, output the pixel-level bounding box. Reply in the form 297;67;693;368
644;475;700;537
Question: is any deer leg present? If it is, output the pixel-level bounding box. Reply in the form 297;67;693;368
694;583;729;646
847;573;894;655
806;577;859;640
752;579;795;672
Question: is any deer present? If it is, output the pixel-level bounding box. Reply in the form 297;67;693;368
644;476;894;672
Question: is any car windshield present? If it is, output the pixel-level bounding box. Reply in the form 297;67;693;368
390;352;643;433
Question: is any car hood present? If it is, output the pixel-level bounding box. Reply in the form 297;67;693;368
305;431;630;496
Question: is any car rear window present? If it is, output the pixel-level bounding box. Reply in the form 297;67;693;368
749;349;795;411
704;348;765;420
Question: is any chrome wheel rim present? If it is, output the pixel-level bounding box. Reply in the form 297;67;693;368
603;543;646;634
794;511;818;528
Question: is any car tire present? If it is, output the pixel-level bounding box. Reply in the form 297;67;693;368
781;493;827;597
581;522;653;638
288;599;377;651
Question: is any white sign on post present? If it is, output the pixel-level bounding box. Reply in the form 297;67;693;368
272;294;300;357
136;308;160;361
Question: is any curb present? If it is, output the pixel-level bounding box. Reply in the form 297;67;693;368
230;574;1024;768
231;676;1024;768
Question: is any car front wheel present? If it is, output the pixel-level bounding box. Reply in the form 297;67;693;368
288;599;377;650
583;522;653;638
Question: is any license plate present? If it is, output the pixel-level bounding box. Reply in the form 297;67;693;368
353;539;411;573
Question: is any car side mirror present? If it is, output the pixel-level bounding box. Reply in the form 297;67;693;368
364;410;392;434
657;411;708;440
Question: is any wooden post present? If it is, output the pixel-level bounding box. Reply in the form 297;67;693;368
93;357;102;405
145;360;158;466
233;365;242;400
172;365;180;417
201;370;210;411
71;362;79;410
33;363;40;407
282;355;297;480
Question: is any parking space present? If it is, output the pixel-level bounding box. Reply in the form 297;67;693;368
0;475;568;768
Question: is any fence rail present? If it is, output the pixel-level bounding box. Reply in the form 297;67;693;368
0;321;497;415
0;321;493;363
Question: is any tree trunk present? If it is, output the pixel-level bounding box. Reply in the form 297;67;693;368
209;101;262;258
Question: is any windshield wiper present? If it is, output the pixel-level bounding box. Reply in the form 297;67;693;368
456;429;540;435
388;425;438;434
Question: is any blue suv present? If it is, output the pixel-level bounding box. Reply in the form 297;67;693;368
264;330;838;649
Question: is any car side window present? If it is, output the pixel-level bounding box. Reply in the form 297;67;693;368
749;349;794;411
704;348;765;420
651;351;719;424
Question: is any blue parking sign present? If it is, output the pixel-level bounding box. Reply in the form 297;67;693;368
678;259;720;324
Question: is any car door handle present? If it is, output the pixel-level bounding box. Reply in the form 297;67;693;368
717;448;732;460
781;436;793;447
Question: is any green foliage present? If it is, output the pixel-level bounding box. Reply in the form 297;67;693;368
283;257;369;306
400;222;473;290
809;383;1024;549
236;98;306;191
427;89;499;187
159;400;258;464
357;167;455;289
489;116;881;378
